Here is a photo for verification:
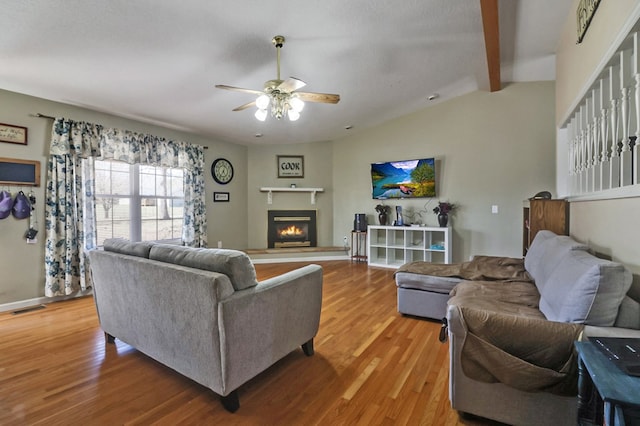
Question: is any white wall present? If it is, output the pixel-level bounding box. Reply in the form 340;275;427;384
0;89;247;305
331;82;557;262
555;1;640;275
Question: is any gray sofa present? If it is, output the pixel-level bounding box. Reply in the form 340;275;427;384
88;239;323;412
446;230;640;426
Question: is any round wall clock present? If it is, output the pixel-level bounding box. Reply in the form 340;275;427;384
211;158;234;184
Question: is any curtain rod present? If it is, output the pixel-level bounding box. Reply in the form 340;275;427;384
35;113;56;120
33;113;209;150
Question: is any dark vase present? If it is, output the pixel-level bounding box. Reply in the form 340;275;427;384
378;212;388;226
438;213;448;227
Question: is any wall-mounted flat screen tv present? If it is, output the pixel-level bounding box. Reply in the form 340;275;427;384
371;157;436;199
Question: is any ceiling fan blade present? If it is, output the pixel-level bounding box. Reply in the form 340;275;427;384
232;101;256;111
215;84;263;96
278;77;306;93
296;91;340;104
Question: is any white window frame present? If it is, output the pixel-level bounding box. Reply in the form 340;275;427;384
94;160;184;245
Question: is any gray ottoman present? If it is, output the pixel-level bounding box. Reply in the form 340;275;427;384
395;272;462;320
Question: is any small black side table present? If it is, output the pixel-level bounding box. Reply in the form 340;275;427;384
351;230;367;263
575;341;640;426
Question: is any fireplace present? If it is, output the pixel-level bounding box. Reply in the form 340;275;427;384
268;210;317;249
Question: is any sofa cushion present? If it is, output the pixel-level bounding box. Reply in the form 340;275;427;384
614;296;640;329
538;249;632;326
149;244;258;291
525;231;588;289
103;238;154;258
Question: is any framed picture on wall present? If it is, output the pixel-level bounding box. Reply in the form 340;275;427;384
0;157;40;186
277;155;304;178
213;192;230;202
0;123;28;145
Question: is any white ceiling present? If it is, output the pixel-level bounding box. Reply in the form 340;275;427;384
0;1;572;145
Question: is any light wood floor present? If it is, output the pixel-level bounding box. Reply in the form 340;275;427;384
0;261;499;425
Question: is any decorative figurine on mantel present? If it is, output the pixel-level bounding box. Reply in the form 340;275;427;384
375;204;390;225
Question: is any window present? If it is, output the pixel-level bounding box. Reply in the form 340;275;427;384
94;160;185;246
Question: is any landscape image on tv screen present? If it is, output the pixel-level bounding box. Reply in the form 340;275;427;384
371;157;436;199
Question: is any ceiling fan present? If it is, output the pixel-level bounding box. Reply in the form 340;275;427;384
215;35;340;122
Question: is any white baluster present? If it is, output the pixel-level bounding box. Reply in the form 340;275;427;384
634;72;640;185
610;64;621;188
567;120;573;194
633;33;640;185
620;49;633;186
574;107;580;193
585;96;594;193
599;78;610;190
581;105;589;193
573;118;580;194
592;92;601;191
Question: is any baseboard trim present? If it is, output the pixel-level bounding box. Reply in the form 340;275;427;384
0;290;93;314
251;255;351;264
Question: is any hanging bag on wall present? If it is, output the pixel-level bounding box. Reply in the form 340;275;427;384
12;191;31;219
25;191;38;240
0;190;14;219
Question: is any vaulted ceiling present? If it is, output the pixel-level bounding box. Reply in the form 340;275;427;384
0;1;572;145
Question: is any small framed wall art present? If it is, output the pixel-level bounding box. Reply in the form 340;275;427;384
0;157;40;186
277;155;304;178
213;191;230;202
0;123;28;145
576;0;601;43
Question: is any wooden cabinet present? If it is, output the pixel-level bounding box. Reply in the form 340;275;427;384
522;199;569;255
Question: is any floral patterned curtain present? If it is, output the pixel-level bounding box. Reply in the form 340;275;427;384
44;118;207;297
98;128;207;247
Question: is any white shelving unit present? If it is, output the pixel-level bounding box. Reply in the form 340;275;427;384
367;225;452;269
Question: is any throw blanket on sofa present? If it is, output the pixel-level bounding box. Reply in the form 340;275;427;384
395;255;532;283
449;281;584;396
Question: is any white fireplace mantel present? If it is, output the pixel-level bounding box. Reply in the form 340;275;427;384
259;187;324;204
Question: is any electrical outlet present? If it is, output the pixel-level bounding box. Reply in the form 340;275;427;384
343;235;348;245
217;241;222;248
491;205;499;214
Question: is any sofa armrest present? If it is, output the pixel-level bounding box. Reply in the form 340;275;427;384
218;264;323;394
447;304;582;395
446;300;580;425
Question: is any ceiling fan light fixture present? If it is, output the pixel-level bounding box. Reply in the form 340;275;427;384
289;96;304;113
256;94;270;110
288;109;300;121
255;108;268;121
216;35;339;122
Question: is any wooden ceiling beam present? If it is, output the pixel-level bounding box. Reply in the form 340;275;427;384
480;0;501;92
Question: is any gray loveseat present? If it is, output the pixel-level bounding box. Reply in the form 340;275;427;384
89;239;323;412
446;230;640;426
